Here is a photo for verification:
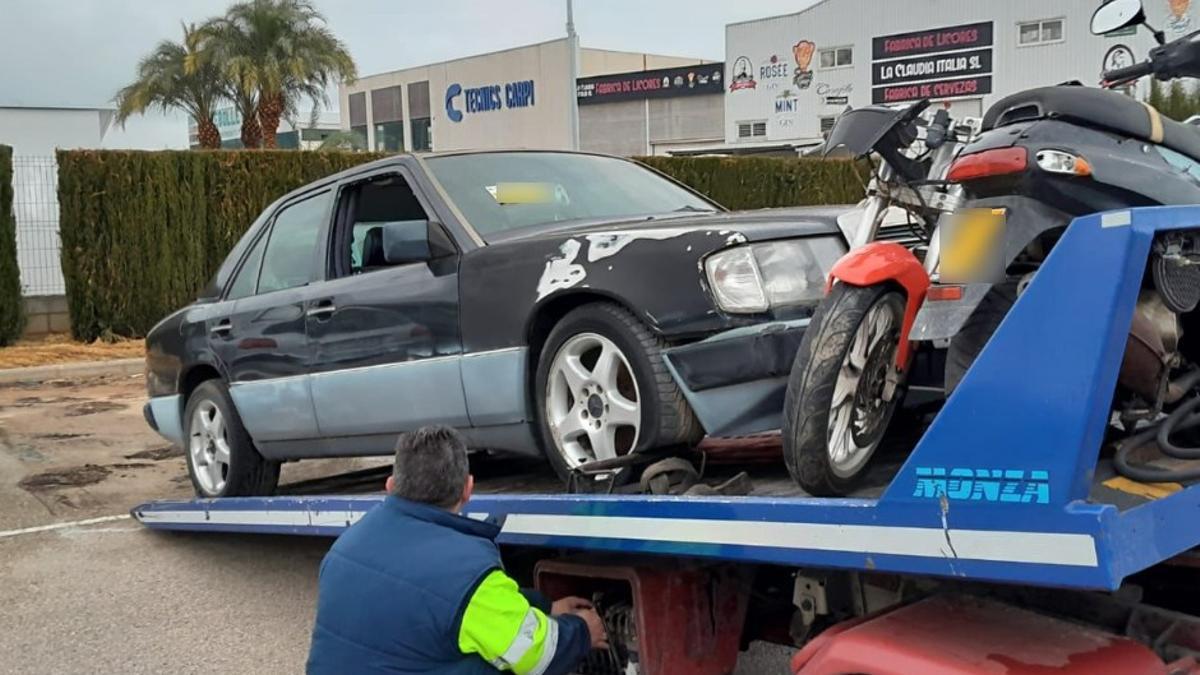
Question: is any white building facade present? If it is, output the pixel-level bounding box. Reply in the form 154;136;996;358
340;38;720;155
723;0;1188;149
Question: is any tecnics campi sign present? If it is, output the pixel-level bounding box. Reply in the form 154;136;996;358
445;80;536;123
870;21;994;105
576;63;724;105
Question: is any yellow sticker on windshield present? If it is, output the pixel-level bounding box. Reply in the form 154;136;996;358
490;182;556;205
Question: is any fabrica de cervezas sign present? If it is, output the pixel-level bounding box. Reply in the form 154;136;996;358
445;80;536;123
870;21;994;105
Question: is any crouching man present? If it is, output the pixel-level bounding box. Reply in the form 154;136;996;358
307;426;606;674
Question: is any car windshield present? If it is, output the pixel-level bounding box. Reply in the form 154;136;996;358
424;152;717;239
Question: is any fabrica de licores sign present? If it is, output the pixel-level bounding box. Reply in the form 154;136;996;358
870;21;994;105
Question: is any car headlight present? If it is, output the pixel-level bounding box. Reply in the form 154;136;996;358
705;238;845;314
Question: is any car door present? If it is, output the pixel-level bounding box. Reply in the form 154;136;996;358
305;166;466;448
209;189;334;445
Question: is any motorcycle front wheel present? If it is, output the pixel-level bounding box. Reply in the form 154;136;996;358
783;283;906;496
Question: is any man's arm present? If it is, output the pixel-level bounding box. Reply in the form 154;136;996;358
458;569;592;675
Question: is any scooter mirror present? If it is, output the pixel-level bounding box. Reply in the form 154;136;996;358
1091;0;1146;35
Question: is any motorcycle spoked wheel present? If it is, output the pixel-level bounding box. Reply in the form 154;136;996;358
783;283;907;496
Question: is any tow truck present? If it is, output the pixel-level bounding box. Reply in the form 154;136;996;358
132;208;1200;673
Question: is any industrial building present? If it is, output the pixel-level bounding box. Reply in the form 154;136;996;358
339;38;723;156
722;0;1183;152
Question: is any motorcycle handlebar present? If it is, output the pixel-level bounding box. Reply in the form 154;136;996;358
1103;60;1155;85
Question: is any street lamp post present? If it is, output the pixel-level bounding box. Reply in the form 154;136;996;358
567;0;580;151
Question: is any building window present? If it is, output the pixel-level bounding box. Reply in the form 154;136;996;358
1018;18;1064;46
374;121;405;152
819;46;853;69
411;117;432;151
737;120;767;140
350;126;368;148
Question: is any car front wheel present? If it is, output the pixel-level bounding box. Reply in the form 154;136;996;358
534;302;701;484
183;379;280;498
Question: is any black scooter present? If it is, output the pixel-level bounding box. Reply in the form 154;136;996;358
919;0;1200;395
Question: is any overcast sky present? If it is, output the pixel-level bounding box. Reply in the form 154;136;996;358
1;0;815;148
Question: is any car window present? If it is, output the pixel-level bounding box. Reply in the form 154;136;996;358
226;231;267;300
258;191;331;294
336;174;429;276
423;152;716;240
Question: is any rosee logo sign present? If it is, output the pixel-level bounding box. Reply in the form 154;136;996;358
444;80;535;123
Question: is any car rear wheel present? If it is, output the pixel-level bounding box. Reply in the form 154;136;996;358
534;302;701;485
184;380;280;498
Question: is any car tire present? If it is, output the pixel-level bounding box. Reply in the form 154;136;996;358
534;302;702;485
782;284;906;497
944;281;1018;395
183;379;280;498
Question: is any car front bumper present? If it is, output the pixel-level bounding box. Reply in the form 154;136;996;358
662;318;808;437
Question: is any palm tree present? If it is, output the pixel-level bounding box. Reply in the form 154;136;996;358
203;0;356;149
114;23;225;149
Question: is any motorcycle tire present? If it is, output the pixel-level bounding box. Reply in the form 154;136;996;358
783;283;906;497
944;282;1018;395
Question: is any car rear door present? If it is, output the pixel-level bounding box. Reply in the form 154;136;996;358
305;165;466;450
210;189;334;446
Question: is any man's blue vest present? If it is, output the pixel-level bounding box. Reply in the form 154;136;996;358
307;496;506;674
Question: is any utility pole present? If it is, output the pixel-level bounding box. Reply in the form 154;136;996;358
566;0;580;150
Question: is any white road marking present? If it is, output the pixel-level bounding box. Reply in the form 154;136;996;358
0;514;132;540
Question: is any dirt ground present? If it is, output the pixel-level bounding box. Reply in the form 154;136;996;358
0;373;790;674
0;335;145;369
0;372;390;531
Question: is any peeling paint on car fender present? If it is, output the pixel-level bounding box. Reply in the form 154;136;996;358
584;228;694;263
536;239;587;301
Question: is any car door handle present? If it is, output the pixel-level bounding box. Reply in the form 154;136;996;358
306;301;336;319
211;319;232;335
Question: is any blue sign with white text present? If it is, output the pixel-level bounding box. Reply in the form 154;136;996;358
445;80;535;123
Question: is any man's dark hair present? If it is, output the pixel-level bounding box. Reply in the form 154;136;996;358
390;425;470;509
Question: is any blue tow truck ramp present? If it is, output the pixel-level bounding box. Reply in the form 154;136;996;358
133;207;1200;592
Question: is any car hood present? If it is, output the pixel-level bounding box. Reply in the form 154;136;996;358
483;205;851;245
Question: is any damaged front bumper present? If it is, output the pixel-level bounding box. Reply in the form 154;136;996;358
662;318;808;437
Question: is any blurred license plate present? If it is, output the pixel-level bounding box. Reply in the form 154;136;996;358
939;208;1006;284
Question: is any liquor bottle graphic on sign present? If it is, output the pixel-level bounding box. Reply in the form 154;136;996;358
793;41;815;89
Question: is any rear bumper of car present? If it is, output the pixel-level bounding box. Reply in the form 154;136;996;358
662;319;808;437
144;395;184;446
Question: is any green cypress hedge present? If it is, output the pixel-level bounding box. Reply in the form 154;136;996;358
639;156;867;210
57;151;865;340
57;150;388;340
0;145;22;346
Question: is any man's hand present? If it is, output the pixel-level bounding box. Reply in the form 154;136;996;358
565;607;608;650
550;596;593;615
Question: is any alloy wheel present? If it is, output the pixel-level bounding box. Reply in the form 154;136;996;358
189;400;230;495
545;332;642;469
827;297;901;478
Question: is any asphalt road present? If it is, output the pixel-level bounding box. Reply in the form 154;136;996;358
0;374;793;674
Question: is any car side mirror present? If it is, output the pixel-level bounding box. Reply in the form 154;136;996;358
1091;0;1145;35
381;220;432;265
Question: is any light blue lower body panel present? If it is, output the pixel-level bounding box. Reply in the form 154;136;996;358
229;376;320;441
146;395;184;446
310;356;470;437
461;348;528;426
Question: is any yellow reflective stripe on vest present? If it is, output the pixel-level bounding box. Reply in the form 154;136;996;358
458;569;554;674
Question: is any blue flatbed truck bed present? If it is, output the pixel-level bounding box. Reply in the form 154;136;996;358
131;209;1200;674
